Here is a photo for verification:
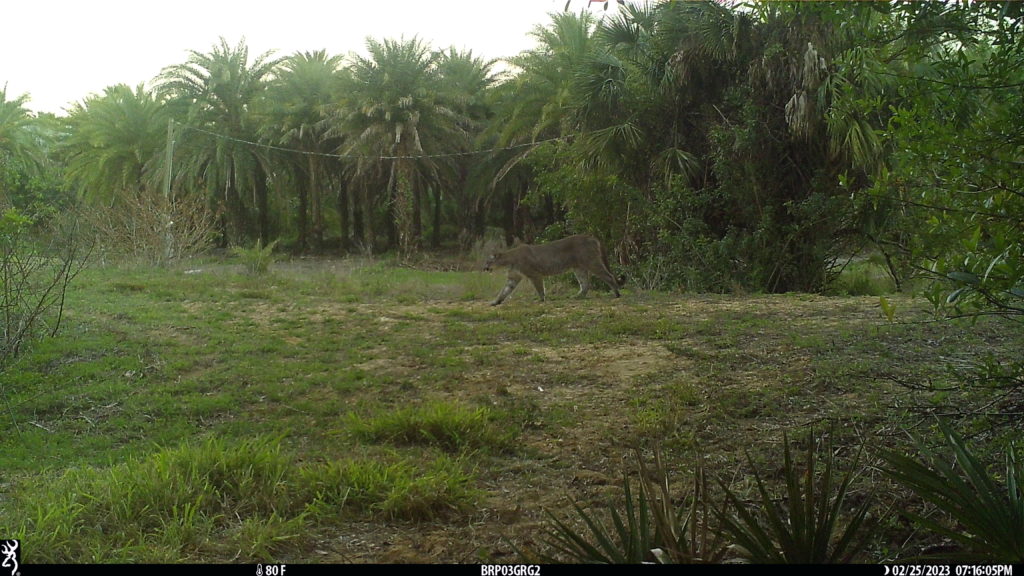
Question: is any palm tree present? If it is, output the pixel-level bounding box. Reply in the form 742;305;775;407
327;36;467;257
578;0;742;183
482;11;599;243
0;87;46;197
157;37;283;245
432;48;497;247
501;10;598;144
265;50;345;252
62;84;168;204
554;1;744;255
490;3;894;291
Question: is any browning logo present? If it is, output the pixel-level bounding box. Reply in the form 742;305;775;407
0;540;18;576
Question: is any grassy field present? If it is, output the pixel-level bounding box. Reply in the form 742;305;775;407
0;256;1019;563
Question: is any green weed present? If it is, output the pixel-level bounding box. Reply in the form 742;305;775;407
231;239;280;275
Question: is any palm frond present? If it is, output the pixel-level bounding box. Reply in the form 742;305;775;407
717;430;873;564
881;420;1024;562
530;450;727;564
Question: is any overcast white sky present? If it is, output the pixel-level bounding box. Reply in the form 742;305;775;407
3;0;632;115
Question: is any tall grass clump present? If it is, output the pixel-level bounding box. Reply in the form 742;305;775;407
346;401;516;453
11;435;480;561
12;436;301;562
299;454;478;521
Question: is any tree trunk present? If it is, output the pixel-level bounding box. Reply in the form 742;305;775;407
309;155;324;252
502;186;516;247
360;180;375;254
225;165;246;245
385;162;399;252
353;180;365;251
412;173;423;248
432;184;442;249
472;198;485;239
297;175;309;253
394;161;415;259
216;209;230;249
255;163;270;244
336;176;350;253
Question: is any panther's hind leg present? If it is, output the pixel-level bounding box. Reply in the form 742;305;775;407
528;275;546;301
573;270;591;298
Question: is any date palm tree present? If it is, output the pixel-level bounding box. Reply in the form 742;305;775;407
431;48;497;247
0;87;46;192
265;50;345;252
500;10;598;145
62;84;168;205
327;36;467;257
157;37;283;245
482;10;599;243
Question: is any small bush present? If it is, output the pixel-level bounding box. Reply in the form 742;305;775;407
232;238;280;275
298;454;477;521
0;207;83;431
80;190;216;266
533;432;875;565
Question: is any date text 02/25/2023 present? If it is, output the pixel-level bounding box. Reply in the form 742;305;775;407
886;566;1013;576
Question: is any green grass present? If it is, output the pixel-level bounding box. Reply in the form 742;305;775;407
11;435;477;562
0;258;1019;562
300;454;478;520
827;259;897;296
345;400;517;453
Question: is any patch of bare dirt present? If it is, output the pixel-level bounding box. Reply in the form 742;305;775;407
529;342;677;384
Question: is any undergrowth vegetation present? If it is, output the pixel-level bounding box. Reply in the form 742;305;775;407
538;426;1023;564
0;258;1019;563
